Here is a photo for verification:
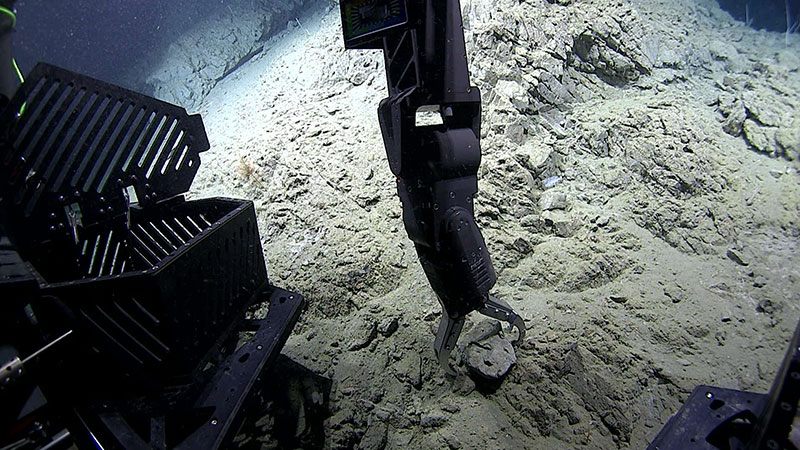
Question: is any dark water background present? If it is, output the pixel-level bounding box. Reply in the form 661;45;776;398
7;0;800;95
12;0;233;91
718;0;799;32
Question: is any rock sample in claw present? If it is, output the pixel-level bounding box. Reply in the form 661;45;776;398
462;320;517;382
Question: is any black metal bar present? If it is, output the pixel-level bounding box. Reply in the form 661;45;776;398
180;287;304;449
649;316;800;450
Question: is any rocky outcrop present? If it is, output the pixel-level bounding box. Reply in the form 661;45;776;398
146;0;318;110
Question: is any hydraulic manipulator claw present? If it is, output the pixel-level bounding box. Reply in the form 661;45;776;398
337;0;526;376
433;296;525;376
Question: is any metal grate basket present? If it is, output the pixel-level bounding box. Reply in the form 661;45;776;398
0;64;270;395
0;63;209;281
37;198;268;390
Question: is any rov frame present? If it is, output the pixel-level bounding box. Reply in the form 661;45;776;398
0;63;304;449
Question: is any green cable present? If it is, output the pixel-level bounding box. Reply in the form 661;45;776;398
0;5;25;115
0;6;16;28
0;6;22;83
11;55;22;82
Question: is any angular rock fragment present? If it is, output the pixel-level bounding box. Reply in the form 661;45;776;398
346;315;377;351
463;321;517;381
420;413;449;428
726;249;749;267
377;317;399;337
540;191;568;211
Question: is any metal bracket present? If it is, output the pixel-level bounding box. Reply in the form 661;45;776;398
650;315;800;449
648;386;765;450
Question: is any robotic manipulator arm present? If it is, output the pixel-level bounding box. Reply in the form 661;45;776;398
339;0;524;374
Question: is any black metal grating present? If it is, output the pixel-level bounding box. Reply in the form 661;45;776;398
127;213;210;268
77;226;130;278
0;63;210;277
37;198;269;390
79;295;171;367
0;64;289;413
386;30;419;94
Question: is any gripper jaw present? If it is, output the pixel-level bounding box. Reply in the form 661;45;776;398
480;296;526;345
434;313;464;376
433;296;525;376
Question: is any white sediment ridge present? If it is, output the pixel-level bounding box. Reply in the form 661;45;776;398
152;0;799;447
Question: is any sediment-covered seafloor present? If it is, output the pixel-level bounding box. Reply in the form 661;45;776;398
152;0;800;448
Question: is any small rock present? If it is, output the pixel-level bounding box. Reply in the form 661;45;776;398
422;310;438;321
463;321;517;380
329;409;355;430
753;277;767;288
609;295;627;304
420;413;449;428
389;412;414;430
726;249;749;266
722;100;746;136
743;120;777;155
444;433;462;450
756;298;779;314
378;317;399;337
442;403;461;413
663;282;686;304
452;374;476;395
769;169;784;179
513;237;532;254
358;421;388;450
552;218;578;237
346;316;378;351
686;324;710;338
708;40;738;61
539;191;568;211
393;353;422;388
775;122;800;160
368;390;384;404
374;407;392;422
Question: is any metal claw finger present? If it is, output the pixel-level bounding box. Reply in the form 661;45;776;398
479;295;526;345
433;313;464;376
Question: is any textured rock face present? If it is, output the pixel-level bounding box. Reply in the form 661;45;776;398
146;0;316;110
